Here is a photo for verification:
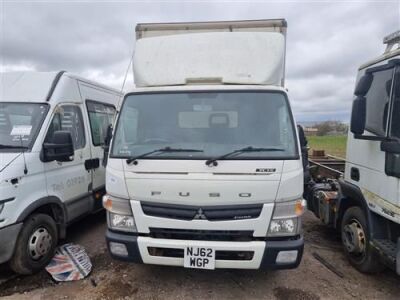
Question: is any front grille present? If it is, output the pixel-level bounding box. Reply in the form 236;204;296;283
147;247;254;261
149;228;254;241
141;202;263;221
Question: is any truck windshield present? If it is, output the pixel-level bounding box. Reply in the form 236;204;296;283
111;91;298;160
0;103;48;151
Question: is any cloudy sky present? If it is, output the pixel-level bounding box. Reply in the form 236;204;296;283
1;0;399;122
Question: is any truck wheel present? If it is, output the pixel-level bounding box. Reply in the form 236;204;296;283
341;207;384;273
10;214;58;275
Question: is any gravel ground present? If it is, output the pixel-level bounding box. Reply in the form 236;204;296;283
0;211;399;300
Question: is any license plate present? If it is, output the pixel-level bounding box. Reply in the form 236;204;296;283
183;246;215;269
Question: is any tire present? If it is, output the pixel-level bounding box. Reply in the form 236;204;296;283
10;213;58;275
341;206;384;273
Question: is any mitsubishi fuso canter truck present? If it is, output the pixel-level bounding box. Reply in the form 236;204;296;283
104;20;306;270
0;71;121;274
304;31;400;274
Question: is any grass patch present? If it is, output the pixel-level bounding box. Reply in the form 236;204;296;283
307;135;347;158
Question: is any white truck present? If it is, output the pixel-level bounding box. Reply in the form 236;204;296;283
0;71;121;274
103;20;306;270
304;31;400;274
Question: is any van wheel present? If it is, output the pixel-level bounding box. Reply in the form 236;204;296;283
341;207;384;273
10;214;58;275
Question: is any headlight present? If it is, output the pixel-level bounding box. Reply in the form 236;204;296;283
103;194;137;232
108;212;137;232
268;218;298;236
267;199;306;237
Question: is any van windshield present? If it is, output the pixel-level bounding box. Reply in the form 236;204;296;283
0;103;48;151
111;91;298;160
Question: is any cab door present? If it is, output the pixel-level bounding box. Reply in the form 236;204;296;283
346;64;399;213
85;100;116;210
388;67;400;208
43;104;92;222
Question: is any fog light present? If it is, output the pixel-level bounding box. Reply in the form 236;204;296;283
276;250;298;264
109;242;128;257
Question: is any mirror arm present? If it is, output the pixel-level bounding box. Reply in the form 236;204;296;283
43;142;74;149
354;134;387;141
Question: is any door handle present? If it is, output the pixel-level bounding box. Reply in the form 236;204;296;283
84;158;100;171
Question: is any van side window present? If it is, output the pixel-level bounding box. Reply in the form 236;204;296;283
365;68;393;136
390;68;400;139
45;105;86;150
86;100;116;146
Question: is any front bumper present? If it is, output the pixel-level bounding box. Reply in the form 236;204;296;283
0;223;23;264
106;229;303;270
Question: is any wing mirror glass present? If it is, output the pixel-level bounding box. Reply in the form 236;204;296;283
103;124;113;166
42;131;74;162
381;140;400;154
350;96;366;135
381;140;400;178
354;73;373;97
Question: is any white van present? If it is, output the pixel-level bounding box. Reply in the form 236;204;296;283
104;20;305;270
0;71;121;274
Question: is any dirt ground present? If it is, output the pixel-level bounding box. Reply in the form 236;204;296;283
0;211;399;300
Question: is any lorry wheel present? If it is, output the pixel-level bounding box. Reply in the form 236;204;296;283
10;214;58;275
341;207;384;273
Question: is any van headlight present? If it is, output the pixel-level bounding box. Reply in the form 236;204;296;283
103;194;137;232
267;199;306;237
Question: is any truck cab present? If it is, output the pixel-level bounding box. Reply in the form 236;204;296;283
305;31;400;274
0;71;121;274
104;20;306;270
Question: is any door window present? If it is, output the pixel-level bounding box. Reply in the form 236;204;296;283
365;68;394;136
45;105;86;150
86;100;116;146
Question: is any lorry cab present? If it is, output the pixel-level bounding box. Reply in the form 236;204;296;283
104;20;306;270
344;31;400;272
0;71;121;274
305;31;400;274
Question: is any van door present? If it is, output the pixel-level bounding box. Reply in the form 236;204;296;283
85;100;116;210
43;104;92;222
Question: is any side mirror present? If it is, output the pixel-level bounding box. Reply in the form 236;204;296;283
103;124;113;167
42;131;74;162
381;140;400;178
354;73;373;97
381;140;400;154
350;96;366;135
297;125;308;149
104;124;113;148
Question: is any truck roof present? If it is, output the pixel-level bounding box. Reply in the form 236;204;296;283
125;84;287;94
136;19;287;40
359;30;400;70
133;19;287;88
0;71;121;103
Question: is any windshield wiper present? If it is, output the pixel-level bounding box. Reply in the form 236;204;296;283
126;147;204;165
0;144;28;150
205;146;285;166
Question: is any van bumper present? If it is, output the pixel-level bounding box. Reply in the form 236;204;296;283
106;229;303;270
0;223;23;264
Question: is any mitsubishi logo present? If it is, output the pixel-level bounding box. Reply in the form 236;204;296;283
193;208;207;220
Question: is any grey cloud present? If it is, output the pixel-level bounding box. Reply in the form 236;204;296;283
1;0;399;122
